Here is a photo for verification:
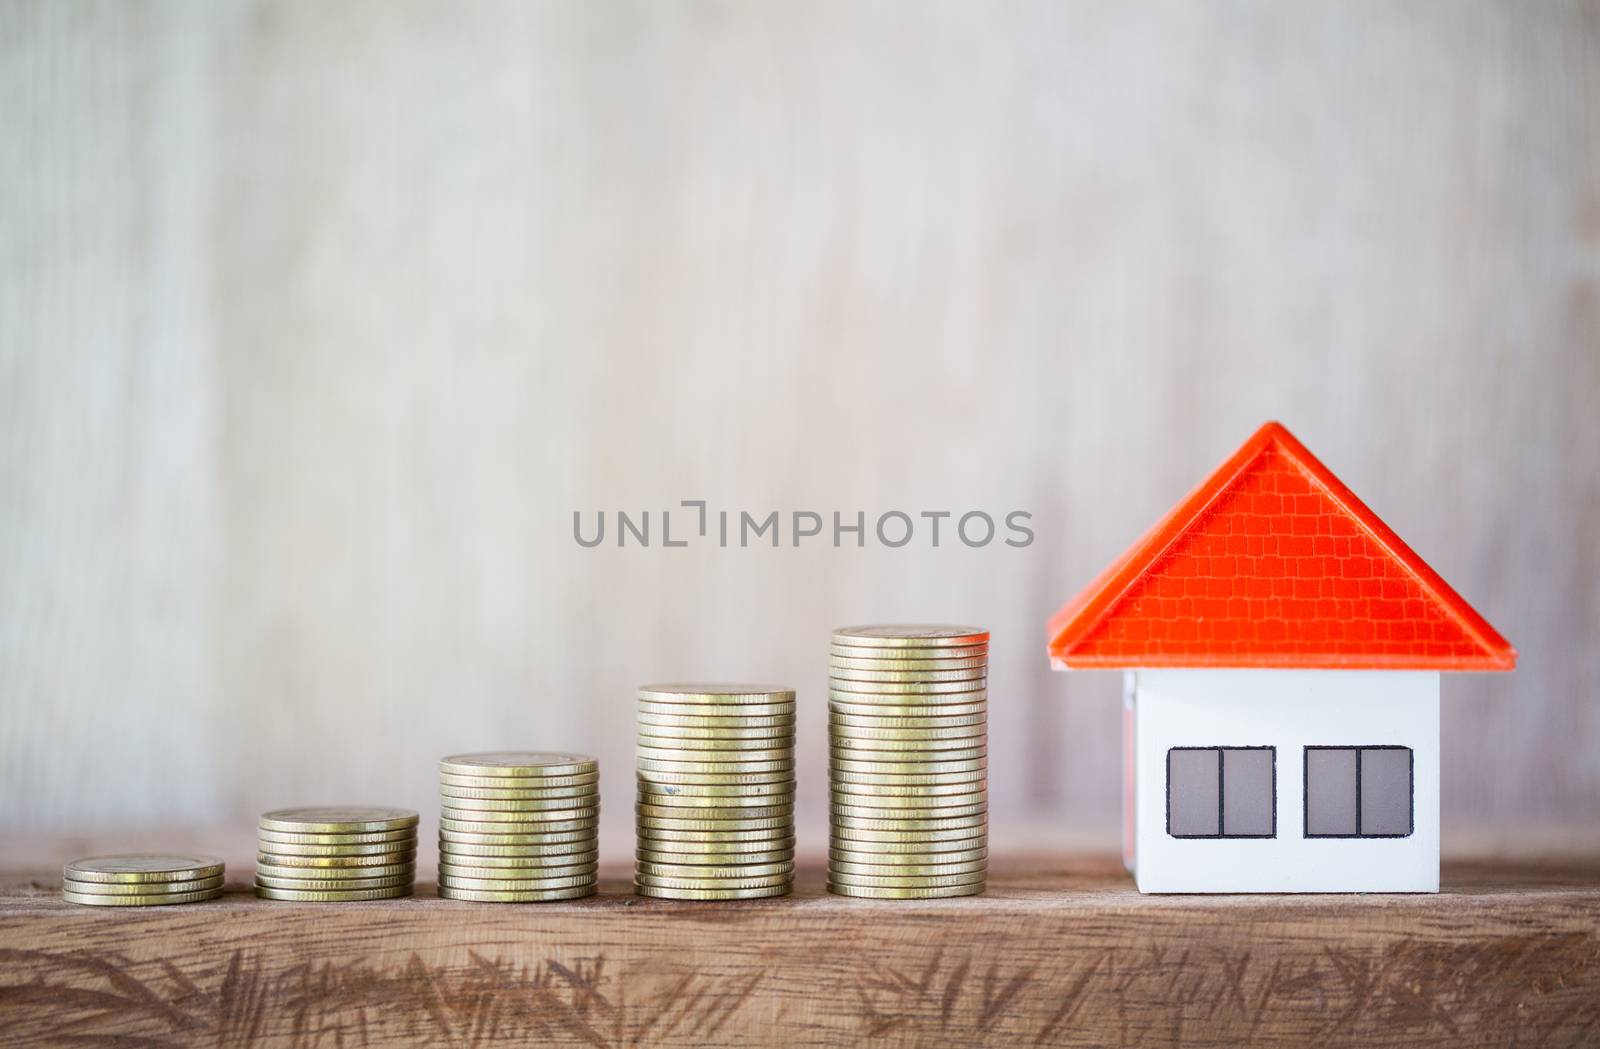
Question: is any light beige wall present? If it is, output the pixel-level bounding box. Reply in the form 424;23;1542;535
2;1;1596;847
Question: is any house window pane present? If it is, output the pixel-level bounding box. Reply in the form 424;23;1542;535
1305;748;1358;836
1222;748;1274;836
1168;747;1276;838
1167;749;1220;836
1360;748;1413;836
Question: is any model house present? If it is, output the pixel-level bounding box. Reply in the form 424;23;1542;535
1048;421;1514;893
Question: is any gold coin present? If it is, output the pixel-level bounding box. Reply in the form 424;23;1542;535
829;858;987;877
831;756;987;775
440;806;598;823
828;723;986;743
829;681;988;696
828;655;987;672
636;793;793;812
635;860;793;879
638;683;795;704
438;884;596;902
62;854;224;884
636;726;794;744
829;646;988;664
251;850;412;863
829;699;987;719
636;746;794;765
831;625;988;647
636;729;795;749
831;741;986;758
638;826;794;844
636;779;794;799
256;848;414;866
636;768;794;788
634;872;791;890
637;848;793;866
254;872;413;891
439;862;597;882
637;814;791;833
827;666;986;684
637;833;795;852
438;826;596;844
825;694;985;709
637;711;796;730
638;700;795;718
830;811;987;831
438;837;601;857
633;761;790;777
63;875;224;895
830;788;987;806
63;887;223;907
439;782;599;801
831;779;987;798
256;861;416;880
634;883;790;900
831;826;989;845
830;844;988;863
253;839;417;857
259;806;419;834
438;872;597;892
438;771;599;790
439;817;595;834
831;802;987;822
438;793;598;812
637;798;791;815
827;881;985;899
830;710;987;730
635;737;793;754
827;870;986;889
255;885;414;902
436;849;599;868
257;828;416;846
438;752;597;778
630;754;793;770
831;769;986;788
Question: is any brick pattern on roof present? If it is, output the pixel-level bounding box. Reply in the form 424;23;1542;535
1070;446;1487;664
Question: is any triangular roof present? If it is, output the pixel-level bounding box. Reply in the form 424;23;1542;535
1048;421;1515;671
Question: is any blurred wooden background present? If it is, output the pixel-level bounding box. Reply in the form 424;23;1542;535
1;0;1596;852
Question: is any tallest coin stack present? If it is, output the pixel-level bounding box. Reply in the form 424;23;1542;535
828;625;990;898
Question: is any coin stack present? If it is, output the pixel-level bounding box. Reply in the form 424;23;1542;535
635;683;796;900
437;752;600;902
62;854;225;906
828;625;989;898
255;806;418;901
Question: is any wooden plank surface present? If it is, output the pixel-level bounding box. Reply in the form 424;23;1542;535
2;853;1597;1047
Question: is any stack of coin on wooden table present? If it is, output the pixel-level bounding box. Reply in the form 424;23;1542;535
61;854;226;906
437;752;599;902
255;806;418;901
635;683;796;900
828;625;989;898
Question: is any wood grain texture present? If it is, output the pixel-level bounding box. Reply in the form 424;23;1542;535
1;1;1598;838
1;854;1598;1047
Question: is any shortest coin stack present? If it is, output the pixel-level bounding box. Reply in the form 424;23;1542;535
256;806;419;901
437;752;600;902
62;854;225;906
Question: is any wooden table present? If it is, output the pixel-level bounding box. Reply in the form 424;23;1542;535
2;854;1597;1047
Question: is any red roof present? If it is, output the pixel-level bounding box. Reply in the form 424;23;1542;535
1048;422;1515;671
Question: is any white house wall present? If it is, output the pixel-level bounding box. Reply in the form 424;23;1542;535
1133;669;1439;893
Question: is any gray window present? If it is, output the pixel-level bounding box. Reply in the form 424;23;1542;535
1167;747;1276;838
1304;746;1413;838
